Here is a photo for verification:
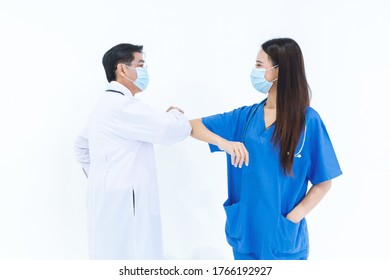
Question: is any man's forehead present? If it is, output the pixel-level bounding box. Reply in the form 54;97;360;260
133;52;145;61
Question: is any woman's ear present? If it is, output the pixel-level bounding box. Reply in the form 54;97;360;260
274;66;279;79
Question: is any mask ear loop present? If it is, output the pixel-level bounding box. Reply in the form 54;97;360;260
266;64;279;83
122;64;137;83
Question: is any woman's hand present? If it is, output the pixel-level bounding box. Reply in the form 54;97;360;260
285;180;332;223
189;119;249;167
217;139;249;168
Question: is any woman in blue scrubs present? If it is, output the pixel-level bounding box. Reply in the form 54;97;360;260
190;38;342;260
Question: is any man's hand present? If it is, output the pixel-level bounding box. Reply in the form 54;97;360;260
166;106;184;114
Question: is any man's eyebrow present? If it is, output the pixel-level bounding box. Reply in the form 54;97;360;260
139;59;145;63
256;60;263;64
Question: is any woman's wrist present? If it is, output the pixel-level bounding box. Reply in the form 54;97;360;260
286;207;304;223
215;137;227;151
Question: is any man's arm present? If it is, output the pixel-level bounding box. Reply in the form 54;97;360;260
74;125;90;177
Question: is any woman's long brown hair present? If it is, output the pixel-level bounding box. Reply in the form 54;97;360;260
262;38;310;176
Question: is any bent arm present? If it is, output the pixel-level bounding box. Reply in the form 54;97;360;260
286;180;332;223
190;119;226;147
74;125;90;177
119;102;191;145
158;109;192;145
190;119;249;168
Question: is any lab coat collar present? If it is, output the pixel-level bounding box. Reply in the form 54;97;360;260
106;81;134;97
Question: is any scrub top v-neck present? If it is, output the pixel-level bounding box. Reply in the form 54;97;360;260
202;99;342;259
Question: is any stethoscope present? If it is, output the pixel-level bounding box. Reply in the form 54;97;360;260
106;89;125;96
242;99;306;158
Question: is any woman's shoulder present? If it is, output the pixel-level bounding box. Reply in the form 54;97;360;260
305;106;322;120
203;102;260;122
305;106;328;130
233;99;266;115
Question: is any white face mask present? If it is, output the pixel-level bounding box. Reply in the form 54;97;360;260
123;65;149;91
250;65;278;94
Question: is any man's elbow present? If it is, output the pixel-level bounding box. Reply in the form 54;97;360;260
179;121;192;141
160;121;191;145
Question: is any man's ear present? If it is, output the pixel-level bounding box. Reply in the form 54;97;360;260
116;63;126;78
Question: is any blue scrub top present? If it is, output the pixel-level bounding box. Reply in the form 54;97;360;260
202;99;342;259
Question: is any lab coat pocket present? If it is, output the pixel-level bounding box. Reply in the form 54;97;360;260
223;200;242;240
131;186;136;216
272;215;308;255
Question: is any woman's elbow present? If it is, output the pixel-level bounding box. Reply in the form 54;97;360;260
189;119;202;137
314;180;332;194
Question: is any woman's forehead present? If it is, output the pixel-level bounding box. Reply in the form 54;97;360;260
257;49;270;63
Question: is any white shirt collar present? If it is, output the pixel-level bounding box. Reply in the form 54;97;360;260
106;81;134;97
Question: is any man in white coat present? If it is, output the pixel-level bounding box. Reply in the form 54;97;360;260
74;43;191;260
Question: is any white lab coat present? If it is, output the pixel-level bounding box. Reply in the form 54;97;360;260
74;81;191;260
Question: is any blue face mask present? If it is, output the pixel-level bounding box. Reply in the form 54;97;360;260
124;66;149;91
250;65;278;94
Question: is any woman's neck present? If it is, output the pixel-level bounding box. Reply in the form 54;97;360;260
265;89;277;109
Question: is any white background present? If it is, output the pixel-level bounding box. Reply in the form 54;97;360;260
0;0;389;260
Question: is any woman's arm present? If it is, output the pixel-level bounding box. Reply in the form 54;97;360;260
190;119;249;168
286;180;332;223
